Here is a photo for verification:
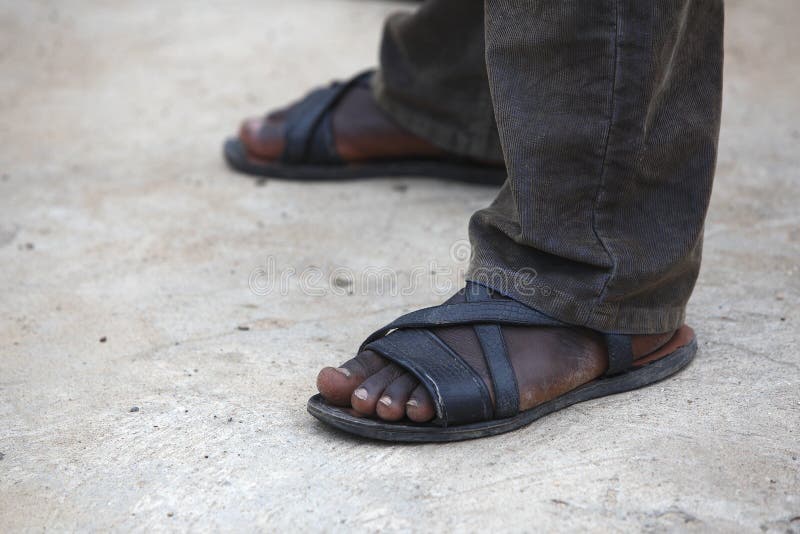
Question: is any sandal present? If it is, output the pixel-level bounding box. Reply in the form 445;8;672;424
307;282;697;442
223;71;507;184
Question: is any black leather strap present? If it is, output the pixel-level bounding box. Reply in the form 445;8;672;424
359;300;566;351
603;333;634;375
361;282;636;425
365;328;493;425
281;70;373;164
465;283;520;418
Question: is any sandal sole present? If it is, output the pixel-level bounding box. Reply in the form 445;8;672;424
223;138;507;185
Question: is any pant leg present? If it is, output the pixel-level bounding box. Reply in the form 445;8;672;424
372;0;503;161
468;0;724;334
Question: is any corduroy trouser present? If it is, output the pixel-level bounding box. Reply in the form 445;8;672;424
373;0;724;334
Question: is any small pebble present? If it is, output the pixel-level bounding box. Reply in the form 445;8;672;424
333;276;352;288
99;336;107;343
237;325;250;331
129;406;139;412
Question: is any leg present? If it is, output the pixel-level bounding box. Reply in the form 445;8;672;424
470;0;723;334
314;0;723;431
373;0;502;161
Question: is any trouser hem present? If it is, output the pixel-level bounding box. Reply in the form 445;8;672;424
466;265;687;335
372;71;504;163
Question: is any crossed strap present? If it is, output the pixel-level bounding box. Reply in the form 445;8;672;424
279;70;374;165
361;282;634;426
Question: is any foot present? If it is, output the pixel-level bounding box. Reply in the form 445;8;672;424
316;289;676;422
237;77;502;165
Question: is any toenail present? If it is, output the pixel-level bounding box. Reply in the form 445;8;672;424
406;399;418;408
353;388;368;400
379;395;392;407
335;367;351;377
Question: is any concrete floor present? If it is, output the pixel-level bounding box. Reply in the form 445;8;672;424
1;0;798;531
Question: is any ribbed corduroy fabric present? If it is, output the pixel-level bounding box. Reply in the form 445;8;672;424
372;0;503;162
375;0;724;334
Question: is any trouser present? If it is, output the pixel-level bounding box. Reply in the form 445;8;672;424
373;0;724;334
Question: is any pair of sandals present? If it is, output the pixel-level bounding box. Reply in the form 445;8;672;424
224;73;697;443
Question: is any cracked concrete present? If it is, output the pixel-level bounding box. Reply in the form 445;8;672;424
1;0;798;531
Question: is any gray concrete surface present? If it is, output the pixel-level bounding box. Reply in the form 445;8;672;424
1;0;798;531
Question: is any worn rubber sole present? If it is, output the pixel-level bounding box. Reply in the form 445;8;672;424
223;138;507;185
307;331;697;443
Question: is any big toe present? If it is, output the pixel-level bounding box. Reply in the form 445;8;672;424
316;350;389;407
316;366;363;407
238;116;284;160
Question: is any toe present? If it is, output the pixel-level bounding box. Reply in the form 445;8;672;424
375;373;418;422
406;384;436;422
350;363;406;415
317;350;387;407
316;366;363;407
238;116;284;160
